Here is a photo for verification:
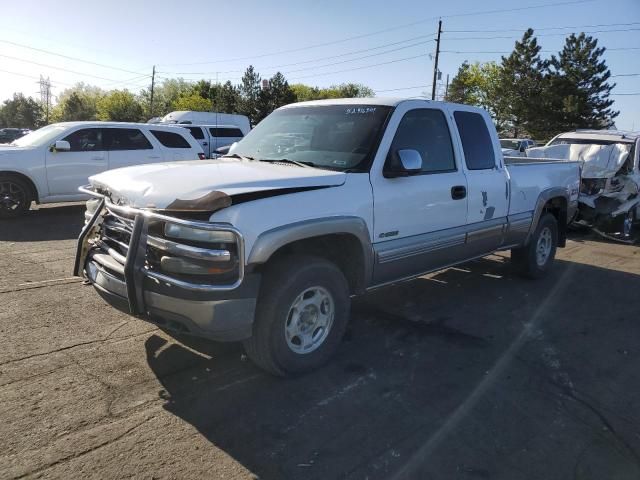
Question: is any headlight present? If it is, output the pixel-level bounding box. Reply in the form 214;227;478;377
164;223;235;243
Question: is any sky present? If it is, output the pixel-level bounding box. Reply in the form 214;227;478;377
0;0;638;130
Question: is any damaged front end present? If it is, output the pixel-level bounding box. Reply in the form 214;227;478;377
74;185;261;342
572;142;640;242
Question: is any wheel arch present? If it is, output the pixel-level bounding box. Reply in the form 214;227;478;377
527;188;569;247
0;170;40;203
247;217;373;294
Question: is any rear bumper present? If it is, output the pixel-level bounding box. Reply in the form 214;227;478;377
85;253;259;341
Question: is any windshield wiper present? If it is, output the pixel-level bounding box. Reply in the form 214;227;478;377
260;158;316;168
221;153;255;161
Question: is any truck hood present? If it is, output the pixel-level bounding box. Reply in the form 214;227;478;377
89;158;347;210
528;143;632;178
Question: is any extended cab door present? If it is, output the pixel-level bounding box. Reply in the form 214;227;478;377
104;127;161;169
451;108;508;255
370;105;469;284
45;127;107;196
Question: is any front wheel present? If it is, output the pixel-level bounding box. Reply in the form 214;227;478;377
511;213;558;279
243;255;350;376
0;175;32;219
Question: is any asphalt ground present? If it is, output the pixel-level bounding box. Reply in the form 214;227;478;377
1;204;639;479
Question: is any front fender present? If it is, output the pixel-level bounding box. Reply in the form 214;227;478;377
247;216;374;286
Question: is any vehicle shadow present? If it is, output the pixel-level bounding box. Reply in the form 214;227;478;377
145;256;640;480
0;204;85;242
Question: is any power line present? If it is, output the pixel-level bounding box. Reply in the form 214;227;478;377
374;85;432;92
443;27;640;41
0;67;69;87
0;39;148;75
288;52;431;81
441;46;640;54
161;35;436;75
0;53;150;86
611;92;640;95
445;21;640;33
162;0;594;66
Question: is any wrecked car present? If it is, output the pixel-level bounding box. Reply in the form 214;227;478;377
74;98;580;376
529;130;639;240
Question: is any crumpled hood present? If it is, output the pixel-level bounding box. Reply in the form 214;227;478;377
89;158;346;209
528;143;632;178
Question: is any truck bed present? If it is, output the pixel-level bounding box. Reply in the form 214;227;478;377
505;159;581;216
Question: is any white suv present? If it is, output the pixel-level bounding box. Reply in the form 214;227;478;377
0;122;204;218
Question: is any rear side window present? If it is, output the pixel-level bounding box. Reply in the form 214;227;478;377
185;126;204;140
106;128;152;150
62;128;104;152
209;127;243;137
150;130;191;148
387;109;456;174
453;111;495;170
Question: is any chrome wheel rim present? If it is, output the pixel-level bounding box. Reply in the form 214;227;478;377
0;181;26;213
285;286;334;354
536;226;552;266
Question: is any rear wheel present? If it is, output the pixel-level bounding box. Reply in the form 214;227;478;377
511;213;558;279
243;254;350;376
0;175;32;219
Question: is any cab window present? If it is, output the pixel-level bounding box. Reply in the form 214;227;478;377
62;128;104;152
387;108;456;174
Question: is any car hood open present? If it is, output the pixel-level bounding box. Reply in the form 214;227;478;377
89;158;347;210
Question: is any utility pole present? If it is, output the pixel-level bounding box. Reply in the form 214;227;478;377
38;75;51;124
149;65;156;118
431;19;442;101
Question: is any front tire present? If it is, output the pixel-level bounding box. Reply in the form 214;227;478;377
0;175;32;219
511;213;558;279
243;255;350;376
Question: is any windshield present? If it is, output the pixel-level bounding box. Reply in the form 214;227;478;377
231;105;393;171
11;124;68;147
500;139;521;149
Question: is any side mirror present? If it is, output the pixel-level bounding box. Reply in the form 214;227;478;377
385;149;422;177
519;145;526;153
215;145;231;156
53;140;70;152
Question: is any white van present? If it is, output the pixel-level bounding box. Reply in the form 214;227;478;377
160;111;250;134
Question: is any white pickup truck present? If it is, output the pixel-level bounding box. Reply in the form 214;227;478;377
0;122;204;218
75;98;580;375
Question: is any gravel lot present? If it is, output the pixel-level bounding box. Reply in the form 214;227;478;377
1;204;639;480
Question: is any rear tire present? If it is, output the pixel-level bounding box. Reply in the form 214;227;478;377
0;175;32;219
243;254;350;376
511;213;558;279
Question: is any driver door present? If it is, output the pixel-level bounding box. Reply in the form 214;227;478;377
45;127;107;197
371;106;469;284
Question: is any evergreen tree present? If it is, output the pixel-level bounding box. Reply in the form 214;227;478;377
498;29;547;137
257;72;296;121
213;81;241;113
547;33;618;131
238;66;262;124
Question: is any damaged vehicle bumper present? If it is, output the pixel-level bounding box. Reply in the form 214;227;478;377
575;177;639;236
74;188;259;342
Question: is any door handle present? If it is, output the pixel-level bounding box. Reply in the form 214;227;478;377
202;142;208;146
91;156;103;161
148;155;161;159
451;185;466;200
